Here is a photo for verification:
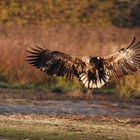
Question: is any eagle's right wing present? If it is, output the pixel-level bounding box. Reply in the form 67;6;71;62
27;44;86;79
103;37;140;80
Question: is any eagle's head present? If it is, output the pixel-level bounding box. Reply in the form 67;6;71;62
81;56;91;64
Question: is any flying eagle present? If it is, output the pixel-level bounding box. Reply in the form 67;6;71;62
27;37;140;89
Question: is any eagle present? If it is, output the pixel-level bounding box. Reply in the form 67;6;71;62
27;37;140;89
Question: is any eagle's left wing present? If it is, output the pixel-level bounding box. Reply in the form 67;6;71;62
27;44;86;79
103;37;140;80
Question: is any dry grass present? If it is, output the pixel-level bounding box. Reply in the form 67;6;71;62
0;24;140;96
0;114;139;140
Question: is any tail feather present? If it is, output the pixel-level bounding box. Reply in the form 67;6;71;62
79;73;108;89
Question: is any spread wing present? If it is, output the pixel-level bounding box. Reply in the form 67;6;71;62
27;44;86;79
103;37;140;80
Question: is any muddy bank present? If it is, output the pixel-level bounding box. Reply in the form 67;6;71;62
0;88;139;117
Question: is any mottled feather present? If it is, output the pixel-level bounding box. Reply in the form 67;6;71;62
27;44;86;80
103;37;140;80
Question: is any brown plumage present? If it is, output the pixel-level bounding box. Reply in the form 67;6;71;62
27;37;140;89
103;37;140;80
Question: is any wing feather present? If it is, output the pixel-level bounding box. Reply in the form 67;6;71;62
27;44;86;79
103;37;140;80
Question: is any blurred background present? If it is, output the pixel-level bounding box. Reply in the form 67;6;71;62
0;1;140;139
0;0;140;97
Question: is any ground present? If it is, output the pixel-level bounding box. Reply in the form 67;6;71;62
0;88;139;140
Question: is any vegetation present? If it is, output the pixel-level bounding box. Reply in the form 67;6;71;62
0;115;139;140
0;25;140;97
0;1;140;97
0;0;140;27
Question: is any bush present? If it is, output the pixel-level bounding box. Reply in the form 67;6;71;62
0;0;140;27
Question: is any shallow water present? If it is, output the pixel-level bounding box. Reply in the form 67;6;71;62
0;100;139;117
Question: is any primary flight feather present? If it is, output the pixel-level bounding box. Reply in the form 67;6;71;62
27;37;140;89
